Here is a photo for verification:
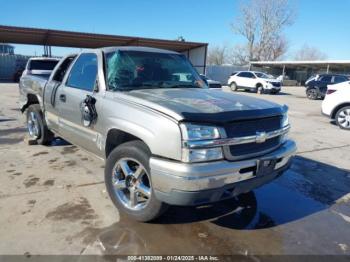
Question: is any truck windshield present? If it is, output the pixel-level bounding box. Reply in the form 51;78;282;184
105;50;208;91
29;60;59;70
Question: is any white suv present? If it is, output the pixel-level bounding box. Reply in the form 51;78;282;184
228;71;282;94
322;81;350;130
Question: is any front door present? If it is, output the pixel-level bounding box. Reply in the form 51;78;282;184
55;53;100;154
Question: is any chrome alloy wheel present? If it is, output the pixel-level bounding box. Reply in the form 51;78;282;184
27;112;40;139
337;108;350;129
112;158;151;211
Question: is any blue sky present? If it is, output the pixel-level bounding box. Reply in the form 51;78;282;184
1;0;349;59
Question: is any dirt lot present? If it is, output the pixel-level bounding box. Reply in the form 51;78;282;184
0;83;350;256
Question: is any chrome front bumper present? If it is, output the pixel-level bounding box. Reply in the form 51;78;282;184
150;140;296;206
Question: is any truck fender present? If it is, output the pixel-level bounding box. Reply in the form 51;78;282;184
21;93;43;113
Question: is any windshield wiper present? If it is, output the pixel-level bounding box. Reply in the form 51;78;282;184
113;84;163;91
112;83;203;91
167;84;202;89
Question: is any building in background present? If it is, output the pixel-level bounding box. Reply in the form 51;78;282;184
0;44;30;81
250;61;350;86
0;44;14;54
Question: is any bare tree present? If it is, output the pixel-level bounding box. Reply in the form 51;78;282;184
207;45;229;65
232;0;296;64
294;44;328;61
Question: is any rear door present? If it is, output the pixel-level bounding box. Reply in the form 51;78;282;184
55;53;100;153
44;56;76;132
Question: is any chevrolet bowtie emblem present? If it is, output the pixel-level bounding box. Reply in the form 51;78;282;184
256;132;267;143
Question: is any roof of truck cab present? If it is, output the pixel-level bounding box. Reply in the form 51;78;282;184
101;46;180;54
28;57;60;61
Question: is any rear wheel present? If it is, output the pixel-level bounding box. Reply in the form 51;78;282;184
306;88;318;100
335;106;350;130
105;140;168;222
230;82;238;91
26;104;53;145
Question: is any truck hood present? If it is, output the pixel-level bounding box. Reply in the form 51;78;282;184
119;88;286;123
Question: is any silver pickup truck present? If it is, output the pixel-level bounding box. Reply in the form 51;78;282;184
19;46;296;222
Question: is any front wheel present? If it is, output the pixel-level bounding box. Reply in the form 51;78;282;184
257;85;264;94
335;106;350;130
306;88;318;100
105;140;168;222
26;104;53;145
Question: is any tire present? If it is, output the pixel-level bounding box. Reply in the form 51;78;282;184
105;140;168;222
306;88;318;100
335;106;350;130
256;85;264;94
230;82;238;91
26;104;54;145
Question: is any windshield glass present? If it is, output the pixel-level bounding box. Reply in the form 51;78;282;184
255;72;274;79
105;50;207;91
29;60;59;70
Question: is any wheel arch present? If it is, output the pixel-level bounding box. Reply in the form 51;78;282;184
331;102;350;119
21;93;41;113
105;128;150;158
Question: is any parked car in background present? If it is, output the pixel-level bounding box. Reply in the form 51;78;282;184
305;74;349;100
322;81;350;130
19;46;295;221
21;57;60;79
200;74;222;89
228;71;282;94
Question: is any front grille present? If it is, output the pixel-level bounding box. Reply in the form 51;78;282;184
272;82;281;87
209;83;222;89
224;116;282;160
229;136;281;158
224;116;282;137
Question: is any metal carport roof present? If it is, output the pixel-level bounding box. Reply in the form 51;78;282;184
0;25;207;52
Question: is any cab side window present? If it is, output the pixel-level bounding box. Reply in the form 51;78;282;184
246;72;255;78
66;53;98;91
320;75;332;83
238;72;255;78
52;56;76;82
237;72;248;78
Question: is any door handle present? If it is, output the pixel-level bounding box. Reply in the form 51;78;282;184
59;94;66;102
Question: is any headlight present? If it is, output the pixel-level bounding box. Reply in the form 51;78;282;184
281;112;289;127
281;112;289;143
180;123;221;141
180;123;223;162
182;148;223;163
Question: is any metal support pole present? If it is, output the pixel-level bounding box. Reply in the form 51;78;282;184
327;64;330;74
203;45;208;75
282;65;286;76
